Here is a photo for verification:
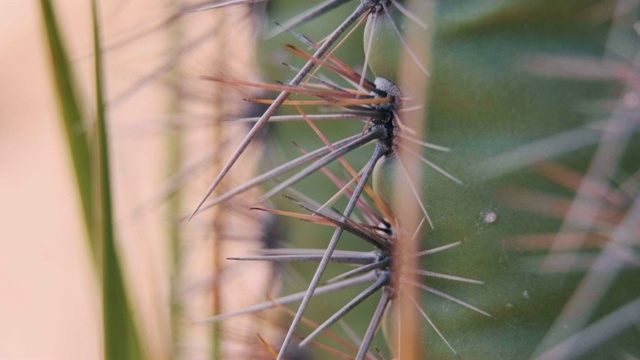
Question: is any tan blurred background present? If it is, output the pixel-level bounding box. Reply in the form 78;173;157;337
0;1;264;359
1;1;100;358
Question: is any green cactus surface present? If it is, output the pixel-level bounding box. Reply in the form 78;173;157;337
402;1;640;359
363;4;405;82
266;1;639;358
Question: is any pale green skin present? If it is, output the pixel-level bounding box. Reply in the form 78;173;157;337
372;153;394;208
372;153;425;210
363;6;404;83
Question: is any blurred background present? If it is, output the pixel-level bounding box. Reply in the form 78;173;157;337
1;1;261;358
1;1;100;358
3;1;639;359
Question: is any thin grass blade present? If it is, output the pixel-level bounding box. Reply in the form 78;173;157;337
39;0;94;255
92;1;144;358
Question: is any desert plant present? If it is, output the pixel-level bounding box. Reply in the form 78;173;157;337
195;1;640;359
43;0;640;359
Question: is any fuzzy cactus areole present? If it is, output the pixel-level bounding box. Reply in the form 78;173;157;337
370;76;407;208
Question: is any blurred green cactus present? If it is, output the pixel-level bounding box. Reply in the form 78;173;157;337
410;1;640;358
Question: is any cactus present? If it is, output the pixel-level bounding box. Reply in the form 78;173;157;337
257;1;640;359
45;0;639;359
188;1;640;358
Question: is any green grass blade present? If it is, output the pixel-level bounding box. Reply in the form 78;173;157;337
166;0;184;354
39;0;95;257
91;1;144;359
40;0;145;358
